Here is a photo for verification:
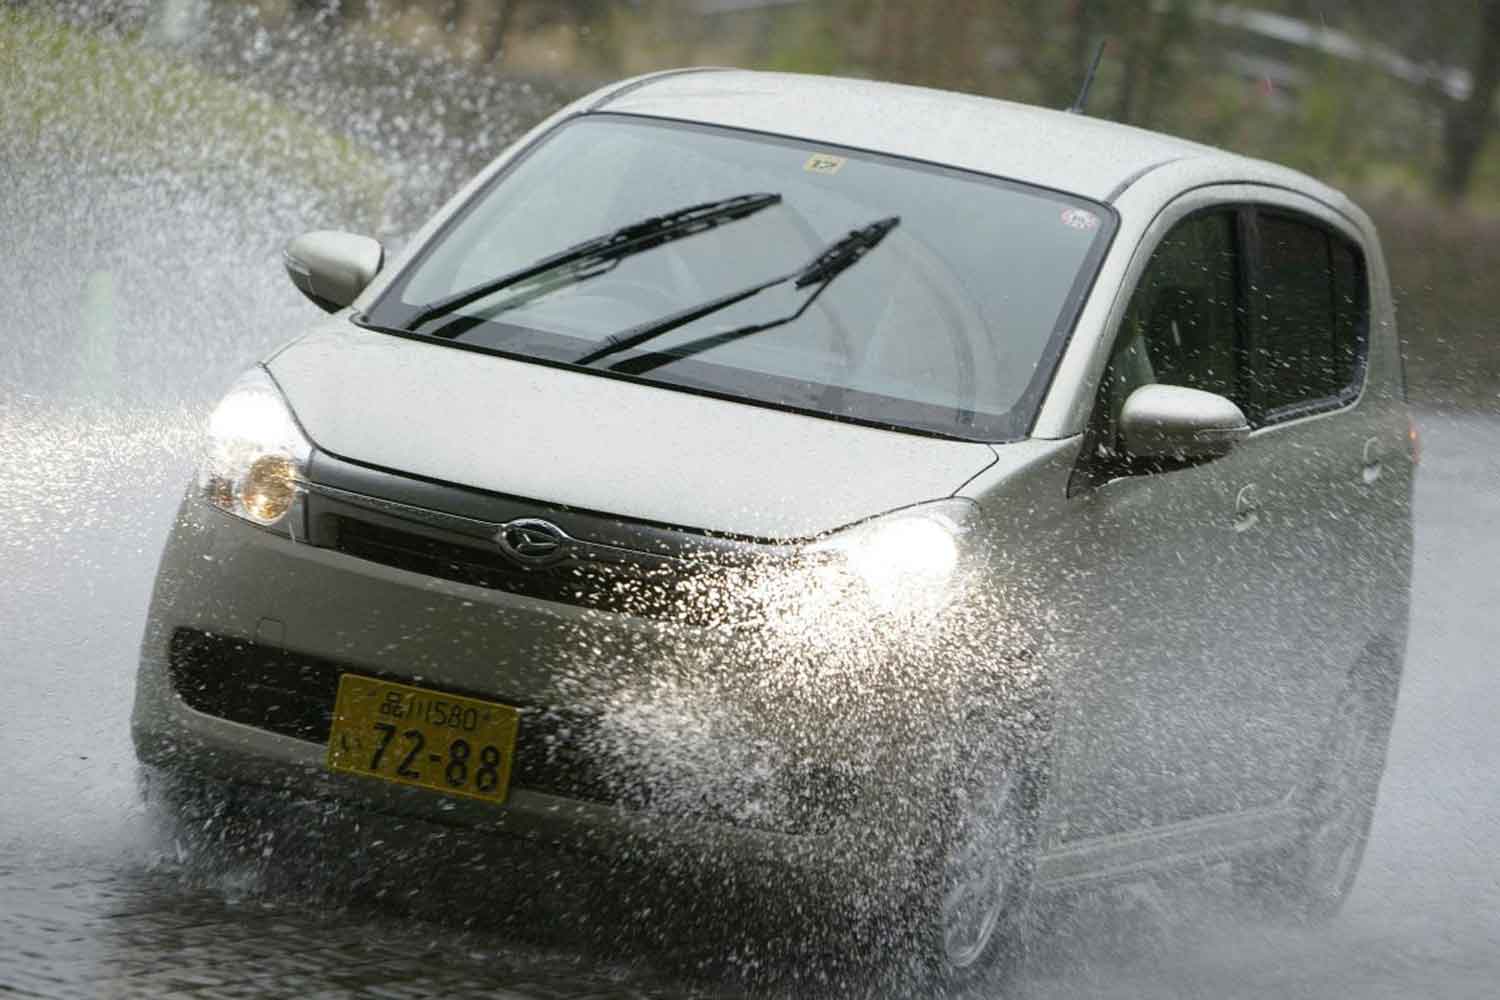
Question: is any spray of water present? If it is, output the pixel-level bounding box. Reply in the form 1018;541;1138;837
0;3;554;866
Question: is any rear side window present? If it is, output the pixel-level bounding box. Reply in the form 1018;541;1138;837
1252;213;1367;418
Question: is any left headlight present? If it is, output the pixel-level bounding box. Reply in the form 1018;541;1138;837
198;366;311;531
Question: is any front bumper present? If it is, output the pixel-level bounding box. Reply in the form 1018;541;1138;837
131;493;944;904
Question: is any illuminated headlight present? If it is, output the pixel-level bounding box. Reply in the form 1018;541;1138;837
198;366;311;530
813;499;976;615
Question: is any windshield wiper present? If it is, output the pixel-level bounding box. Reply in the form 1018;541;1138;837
404;192;782;333
574;215;899;369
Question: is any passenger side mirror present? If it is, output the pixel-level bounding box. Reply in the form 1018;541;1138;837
1119;384;1250;464
283;231;384;313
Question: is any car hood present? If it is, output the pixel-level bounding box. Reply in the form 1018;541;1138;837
267;325;998;540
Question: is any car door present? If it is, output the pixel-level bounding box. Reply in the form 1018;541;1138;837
1048;199;1328;845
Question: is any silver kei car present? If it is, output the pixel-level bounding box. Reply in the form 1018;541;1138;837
134;68;1414;985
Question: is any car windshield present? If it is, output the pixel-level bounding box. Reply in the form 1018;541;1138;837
363;115;1115;441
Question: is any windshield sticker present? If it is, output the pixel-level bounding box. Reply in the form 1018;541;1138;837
1060;207;1101;231
803;152;847;175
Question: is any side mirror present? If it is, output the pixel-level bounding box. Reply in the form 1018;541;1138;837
1119;384;1250;464
283;231;384;313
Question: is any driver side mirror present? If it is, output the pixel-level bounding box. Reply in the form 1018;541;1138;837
1119;384;1250;464
283;231;384;313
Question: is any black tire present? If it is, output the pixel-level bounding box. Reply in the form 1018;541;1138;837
1235;675;1387;922
139;764;212;849
139;765;362;901
138;765;268;864
899;721;1050;992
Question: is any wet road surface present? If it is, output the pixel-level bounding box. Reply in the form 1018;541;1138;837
1;409;1497;999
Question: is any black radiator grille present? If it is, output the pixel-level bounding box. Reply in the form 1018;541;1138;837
329;515;725;625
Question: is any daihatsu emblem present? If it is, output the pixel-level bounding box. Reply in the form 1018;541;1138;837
495;518;570;567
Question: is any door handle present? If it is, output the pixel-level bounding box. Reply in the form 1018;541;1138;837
1234;483;1261;533
1362;437;1384;484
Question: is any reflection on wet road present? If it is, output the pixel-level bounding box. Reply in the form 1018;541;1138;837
1;410;1496;999
0;863;697;999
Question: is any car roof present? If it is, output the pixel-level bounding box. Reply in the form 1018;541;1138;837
596;68;1339;206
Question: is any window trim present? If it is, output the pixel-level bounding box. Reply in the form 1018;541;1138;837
1244;206;1371;428
1072;195;1373;492
1078;203;1249;481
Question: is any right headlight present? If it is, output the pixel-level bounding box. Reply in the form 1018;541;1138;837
810;498;977;617
730;499;978;660
198;366;311;531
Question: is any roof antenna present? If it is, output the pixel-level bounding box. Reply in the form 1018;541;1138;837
1068;39;1108;115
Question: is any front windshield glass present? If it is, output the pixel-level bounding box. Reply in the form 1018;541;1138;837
364;114;1115;440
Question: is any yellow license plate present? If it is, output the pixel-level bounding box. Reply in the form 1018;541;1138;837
326;675;520;805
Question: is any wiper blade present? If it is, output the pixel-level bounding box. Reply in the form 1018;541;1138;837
793;215;900;288
575;215;899;369
405;192;782;332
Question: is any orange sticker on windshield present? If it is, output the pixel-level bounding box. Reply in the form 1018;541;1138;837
804;153;847;175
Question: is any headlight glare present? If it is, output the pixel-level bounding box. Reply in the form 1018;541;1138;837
815;500;975;615
841;516;961;593
199;367;310;529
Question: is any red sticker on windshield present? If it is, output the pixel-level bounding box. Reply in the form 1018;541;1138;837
1061;208;1100;231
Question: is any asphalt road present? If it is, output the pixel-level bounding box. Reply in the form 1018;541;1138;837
1;408;1496;999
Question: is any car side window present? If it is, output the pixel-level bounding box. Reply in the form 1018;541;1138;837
1252;213;1367;418
1095;210;1242;455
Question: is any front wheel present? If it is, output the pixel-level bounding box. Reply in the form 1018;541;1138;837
1236;678;1385;922
900;743;1045;991
138;765;246;859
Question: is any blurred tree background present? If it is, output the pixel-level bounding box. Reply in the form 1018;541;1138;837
219;0;1500;206
11;0;1500;403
